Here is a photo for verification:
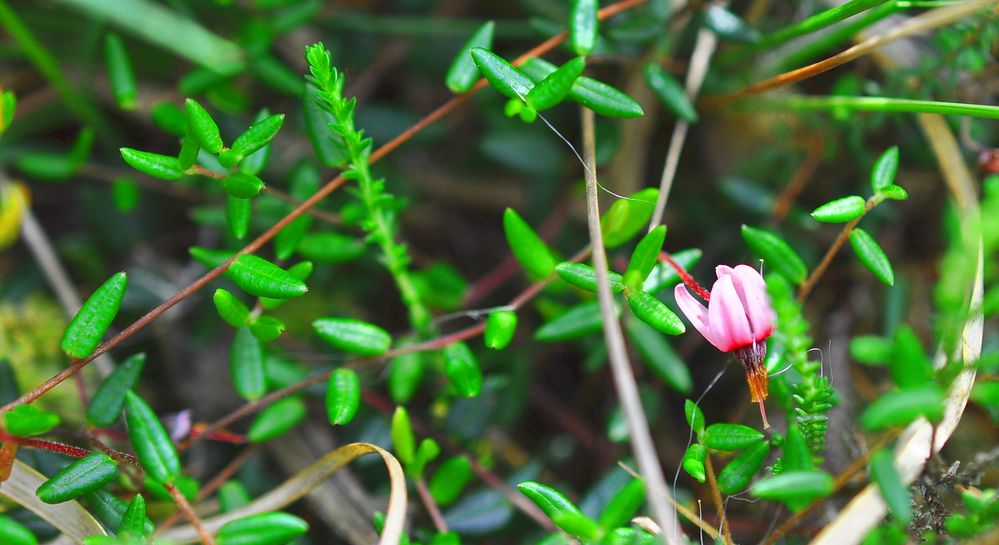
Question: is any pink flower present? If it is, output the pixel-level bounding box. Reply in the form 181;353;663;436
673;265;774;353
674;264;775;428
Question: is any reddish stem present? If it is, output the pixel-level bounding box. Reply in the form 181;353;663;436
0;432;90;458
660;251;711;300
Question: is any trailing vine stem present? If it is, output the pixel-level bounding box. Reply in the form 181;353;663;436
306;44;431;335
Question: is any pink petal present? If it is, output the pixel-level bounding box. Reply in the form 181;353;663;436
729;265;774;341
707;275;754;351
674;283;716;347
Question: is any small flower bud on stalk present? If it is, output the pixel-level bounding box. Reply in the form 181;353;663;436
668;259;775;428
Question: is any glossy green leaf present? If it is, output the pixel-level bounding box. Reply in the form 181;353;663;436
228;255;308;299
313;317;392;356
111;176;140;213
626;318;692;393
601;188;659;248
682;443;707;483
643;63;697;122
871;146;900;192
4;404;60;437
189;246;234;269
684;399;706;435
231;326;266;401
303;84;348;168
36;452;118;504
850;227;894;286
890;326;932;390
811;195;866;223
60;272;128;359
444;342;482;398
0;91;14;135
704;423;765;451
535;300;605;342
429;456;473;507
325;368;360;425
83;488;154;535
17;152;76;180
504;208;556;279
391;406;416;466
850;335;892;366
411;438;441;477
226;196;251;239
296;232;366;264
518;481;584;521
87;352;146;427
247;396;306;443
860;385;944;430
125;391;180;484
870;449;912;525
118;493;149;538
219;481;251;513
388;352;423;405
782;424;813;472
0;515;37;545
184;98;223;154
213;289;250;327
717;440;770;494
598;478;644;529
750;470;834;505
223;172;265;199
741;225;808;284
972;381;999;407
604;528;655;545
555;262;624;293
68;127;96;166
446;21;495;93
260;261;313;310
119;148;184;180
521;58;643;118
226;114;285;165
525;56;585;111
551;511;601;541
879;184;908;201
624;226;666;292
104;33;136;110
216;512;308;545
643;248;702;294
484;310;517;350
249;316;285;342
626;290;685;335
569;0;598;55
151;102;187;137
178;131;200;170
703;5;760;42
470;48;534;100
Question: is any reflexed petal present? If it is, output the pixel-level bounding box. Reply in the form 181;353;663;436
674;284;715;347
728;265;774;341
707;275;753;351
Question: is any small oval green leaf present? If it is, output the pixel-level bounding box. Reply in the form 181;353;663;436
0;514;37;545
226;196;251;239
750;470;834;504
121;148;184;180
388;352;423;405
626;290;685;335
247;397;306;443
643;63;697;122
470;48;535;100
227;255;308;299
61;272;128;359
598;478;644;530
850;227;894;286
504;208;556;279
219;481;251;513
518;481;584;521
704;423;765;451
216;512;308;545
626;319;692;393
741;225;808;284
184;98;223;154
682;443;707;483
429;456;473;506
249;316;286;342
555;262;624;293
325;368;360;425
624;226;666;292
313;317;392;356
535;300;606;342
105;34;136;110
569;0;599;55
870;449;912;525
213;289;250;327
125;391;181;484
119;494;148;538
717;439;770;494
484;310;518;350
446;22;495;93
296;232;366;264
860;386;944;431
781;424;813;473
870;146;900;192
601;188;659;248
811;195;866;223
87;352;146;427
36;452;118;504
890;325;932;390
551;511;601;541
684;399;706;435
850;335;893;366
391;406;416;466
444;342;482;398
4;405;60;437
231;326;266;401
230;114;285;159
223;172;265;199
643;248;702;294
525;57;585;111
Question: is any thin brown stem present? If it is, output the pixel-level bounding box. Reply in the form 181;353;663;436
703;454;734;545
0;0;649;418
167;482;215;545
797;198;878;303
416;478;448;534
157;445;260;533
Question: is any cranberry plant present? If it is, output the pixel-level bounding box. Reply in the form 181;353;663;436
1;1;998;545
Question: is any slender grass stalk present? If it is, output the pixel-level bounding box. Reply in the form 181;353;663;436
778;1;898;70
322;13;537;39
758;0;891;48
747;95;999;120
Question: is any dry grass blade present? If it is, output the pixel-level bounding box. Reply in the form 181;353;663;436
0;460;108;543
160;443;406;545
